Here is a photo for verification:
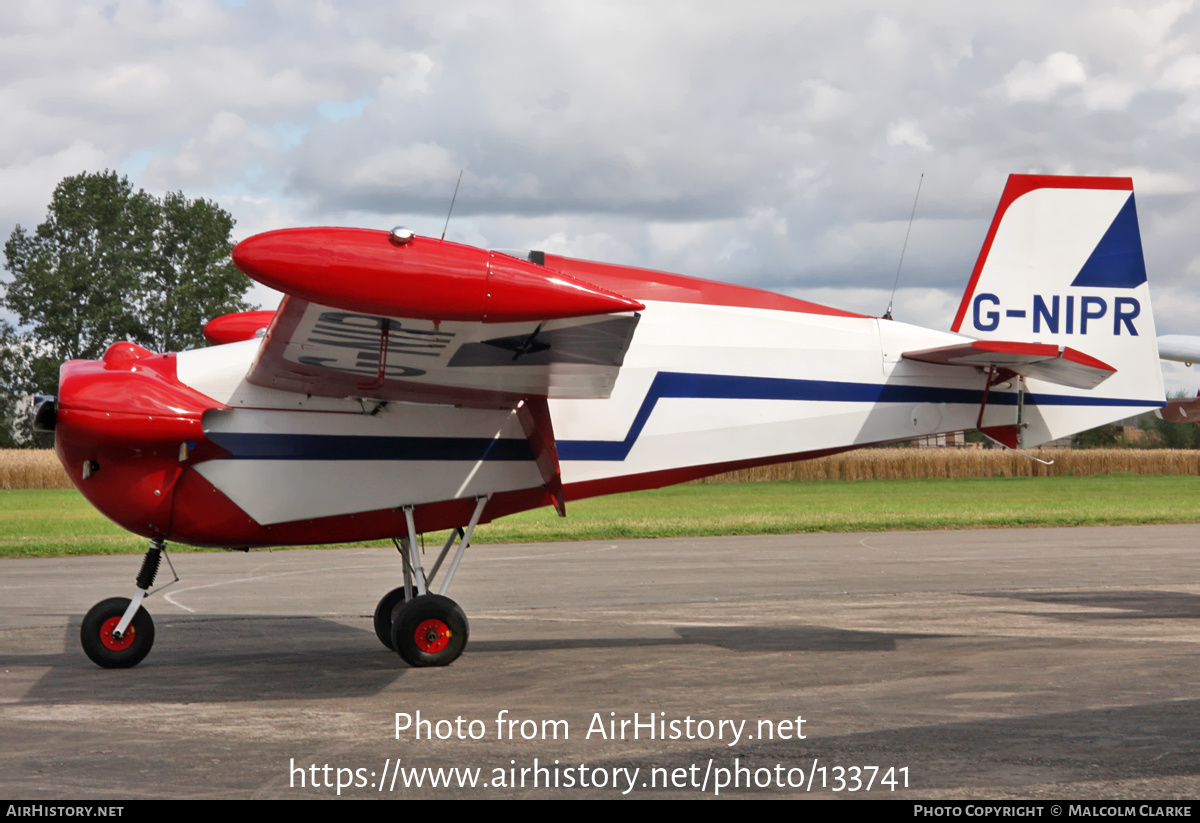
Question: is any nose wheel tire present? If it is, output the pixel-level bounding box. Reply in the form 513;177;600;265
390;594;468;667
81;597;155;669
373;586;416;651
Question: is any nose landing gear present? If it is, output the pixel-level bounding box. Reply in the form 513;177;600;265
80;539;178;669
81;597;155;668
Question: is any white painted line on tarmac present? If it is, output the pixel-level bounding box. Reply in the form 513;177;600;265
162;563;381;613
159;545;620;612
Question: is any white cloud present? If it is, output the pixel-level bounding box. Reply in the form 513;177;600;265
1080;76;1139;111
803;81;854;122
886;120;933;151
784;286;962;332
349;143;461;190
1158;54;1200;91
1111;167;1196;195
1000;52;1088;102
1;0;1199;350
0;139;109;232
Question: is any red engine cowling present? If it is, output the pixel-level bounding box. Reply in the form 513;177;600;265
55;342;220;539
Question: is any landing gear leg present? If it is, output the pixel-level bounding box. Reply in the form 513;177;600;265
378;496;488;667
81;539;176;669
371;512;431;650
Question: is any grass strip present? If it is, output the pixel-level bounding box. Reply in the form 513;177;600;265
1;474;1198;558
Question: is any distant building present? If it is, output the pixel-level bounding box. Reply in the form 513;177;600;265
1122;426;1148;443
914;431;981;448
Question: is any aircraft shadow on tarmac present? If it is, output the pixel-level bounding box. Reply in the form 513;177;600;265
475;625;937;653
601;698;1200;791
3;617;946;703
973;590;1200;621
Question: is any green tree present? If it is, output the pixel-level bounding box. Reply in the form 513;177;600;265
4;171;157;367
2;170;255;393
139;190;250;353
1073;423;1122;448
0;320;40;448
0;170;255;445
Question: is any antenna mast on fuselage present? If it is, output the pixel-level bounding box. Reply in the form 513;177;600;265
883;172;924;321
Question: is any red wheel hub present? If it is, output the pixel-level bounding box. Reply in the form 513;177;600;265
414;619;450;653
99;617;135;651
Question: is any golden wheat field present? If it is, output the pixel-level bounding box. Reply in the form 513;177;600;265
1;447;1197;492
696;448;1200;482
0;450;74;490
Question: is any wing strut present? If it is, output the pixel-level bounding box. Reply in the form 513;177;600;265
396;495;492;599
402;506;426;596
437;495;489;595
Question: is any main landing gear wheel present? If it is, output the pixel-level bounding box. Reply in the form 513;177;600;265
373;586;416;651
81;597;155;669
390;595;469;668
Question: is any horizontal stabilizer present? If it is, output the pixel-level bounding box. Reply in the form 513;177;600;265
902;340;1116;390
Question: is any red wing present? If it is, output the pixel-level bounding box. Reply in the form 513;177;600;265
225;229;643;407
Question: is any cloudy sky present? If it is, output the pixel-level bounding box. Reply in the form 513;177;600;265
3;0;1199;390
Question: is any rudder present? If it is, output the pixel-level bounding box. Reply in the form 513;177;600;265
952;174;1164;445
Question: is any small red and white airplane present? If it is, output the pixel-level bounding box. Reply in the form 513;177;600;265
34;174;1165;668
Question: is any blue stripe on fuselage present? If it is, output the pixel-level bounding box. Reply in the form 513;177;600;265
207;432;536;462
208;371;1162;462
556;371;1161;461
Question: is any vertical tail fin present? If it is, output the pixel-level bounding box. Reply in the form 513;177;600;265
952;174;1164;444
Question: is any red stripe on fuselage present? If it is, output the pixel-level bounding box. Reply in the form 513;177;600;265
162;442;884;548
166;469;558;547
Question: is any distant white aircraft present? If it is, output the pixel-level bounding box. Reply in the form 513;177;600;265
1158;335;1200;367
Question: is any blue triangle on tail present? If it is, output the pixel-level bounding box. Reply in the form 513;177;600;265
1070;194;1147;289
